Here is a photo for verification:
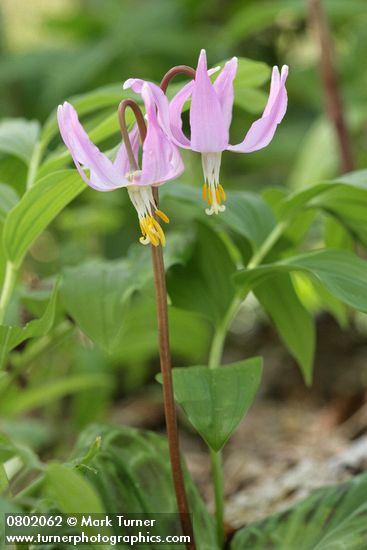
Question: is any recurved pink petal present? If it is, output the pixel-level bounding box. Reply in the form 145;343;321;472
157;65;221;149
57;102;128;191
190;49;228;153
136;83;184;186
168;81;194;149
228;65;288;153
123;79;173;143
213;57;238;134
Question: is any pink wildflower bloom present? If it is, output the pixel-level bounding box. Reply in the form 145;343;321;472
126;50;288;215
57;83;183;246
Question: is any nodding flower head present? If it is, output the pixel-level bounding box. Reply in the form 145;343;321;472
57;83;184;246
125;50;288;215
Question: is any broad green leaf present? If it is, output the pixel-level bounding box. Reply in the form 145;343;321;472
232;57;271;90
71;425;219;549
287;118;337;190
162;184;276;252
233;88;268;114
227;57;270;114
62;235;192;353
62;260;135;353
278;171;367;247
0;279;60;369
231;472;367;550
235;249;367;313
0;184;18;224
222;191;276;251
111;297;210;366
0;156;27;195
0;119;40;164
0;496;20;544
293;272;348;329
0;374;112;416
0;432;42;470
46;463;105;514
254;274;315;385
167;223;237;326
3;170;85;267
324;217;354;251
159;358;262;452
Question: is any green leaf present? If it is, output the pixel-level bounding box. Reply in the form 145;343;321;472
162;184;276;253
0;184;18;224
159;358;262;452
254;274;315;385
287;118;337;190
46;463;105;514
235;249;367;313
230;57;271;114
0;374;112;416
62;234;192;353
0;279;60;369
71;425;219;549
167;223;237;326
0;119;40;164
222;192;276;251
231;472;367;550
111;297;210;366
3;170;85;267
62;260;134;353
279;171;367;246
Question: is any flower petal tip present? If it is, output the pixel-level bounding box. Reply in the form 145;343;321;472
281;65;289;80
123;79;133;90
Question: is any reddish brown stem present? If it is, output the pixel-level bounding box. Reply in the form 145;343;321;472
160;65;196;94
118;100;195;550
118;100;147;170
308;0;354;173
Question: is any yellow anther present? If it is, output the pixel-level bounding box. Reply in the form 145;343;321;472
155;209;170;224
202;183;207;202
218;184;226;200
152;218;166;246
215;188;221;205
207;187;212;205
139;215;166;247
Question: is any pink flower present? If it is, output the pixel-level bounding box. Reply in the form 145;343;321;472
57;83;183;246
126;50;288;215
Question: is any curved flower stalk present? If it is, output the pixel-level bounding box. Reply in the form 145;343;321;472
126;50;288;215
57;83;184;246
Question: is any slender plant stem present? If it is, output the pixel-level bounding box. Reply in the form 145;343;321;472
26;142;43;189
118;101;195;550
151;238;195;549
0;261;17;324
247;221;288;270
207;296;240;548
308;0;354;173
207;220;288;546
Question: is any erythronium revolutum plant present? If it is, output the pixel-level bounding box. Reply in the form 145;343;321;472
56;50;288;548
3;49;367;550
